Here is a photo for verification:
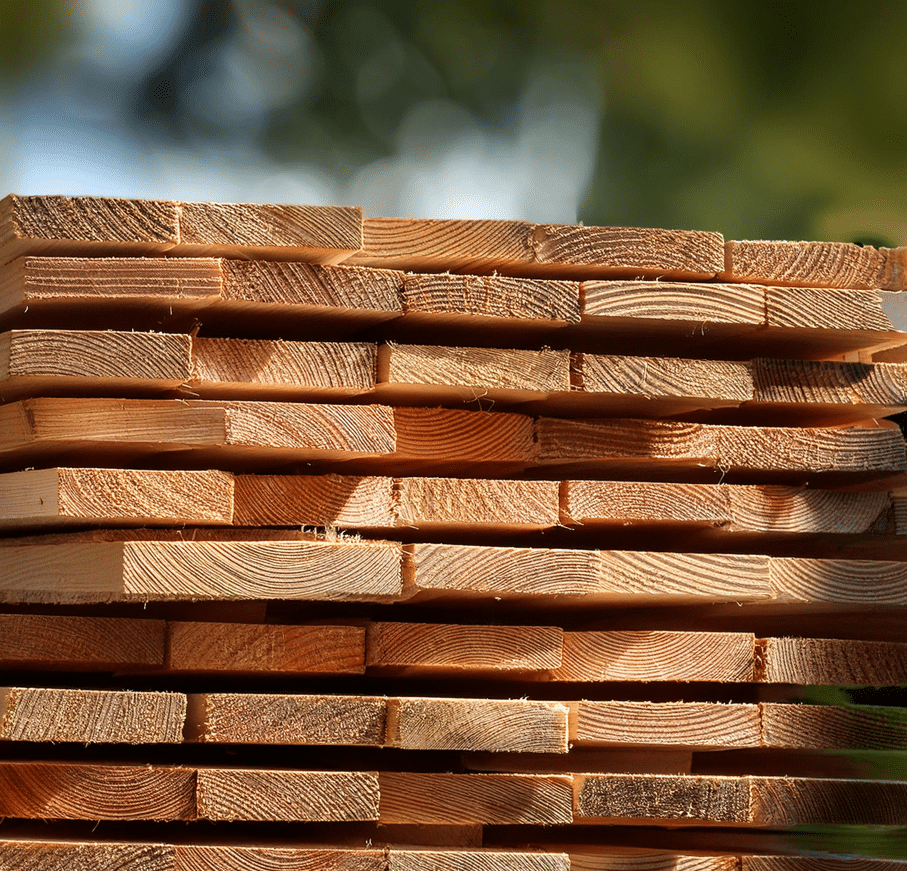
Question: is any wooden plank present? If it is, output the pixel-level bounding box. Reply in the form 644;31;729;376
0;538;402;603
0;762;195;820
550;631;756;682
761;703;907;749
366;622;562;674
0;329;190;399
168;621;365;675
177;846;385;871
0;840;176;871
347;218;724;280
389;850;570;871
723;238;907;290
573;702;761;749
743;858;907;870
189;693;386;745
378;772;574;824
196;768;379;821
761;637;907;685
770;557;907;605
0;194;362;262
386;697;569;753
0;687;185;743
407;544;770;605
0;467;234;529
570;853;736;871
0;613;165;669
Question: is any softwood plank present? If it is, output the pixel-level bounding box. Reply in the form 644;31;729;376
570;854;736;871
0;468;233;529
574;702;761;749
0;538;402;603
348;218;724;280
196;769;379;821
0;613;164;669
0;840;176;871
743;858;907;869
770;557;907;604
761;703;907;749
168;621;365;674
761;637;907;685
386;697;569;753
724;238;907;290
389;851;570;871
550;631;756;682
0;687;185;743
177;846;385;871
0;762;195;820
407;544;770;605
0;194;361;262
366;622;562;673
378;772;574;824
189;693;386;745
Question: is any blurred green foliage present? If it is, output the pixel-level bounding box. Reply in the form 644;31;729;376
0;0;71;82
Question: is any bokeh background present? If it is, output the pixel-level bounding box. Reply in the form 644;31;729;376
2;0;907;857
3;0;907;245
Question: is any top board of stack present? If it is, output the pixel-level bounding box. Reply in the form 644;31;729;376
0;193;906;871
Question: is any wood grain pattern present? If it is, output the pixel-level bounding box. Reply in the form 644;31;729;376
724;239;907;290
196;769;379;821
0;841;176;871
550;631;756;682
761;703;907;749
390;851;569;871
743;857;907;870
761;637;907;685
570;852;736;870
177;846;385;871
770;557;907;604
0;687;185;743
765;287;899;332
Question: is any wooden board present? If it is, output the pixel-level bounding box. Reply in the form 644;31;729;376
0;840;177;871
770;557;907;605
573;702;761;749
0;194;362;262
0;613;165;669
177;845;385;871
0;467;234;529
761;703;907;749
570;853;736;871
196;768;379;822
0;538;402;603
389;850;570;871
723;238;907;290
761;637;907;685
167;621;366;674
0;687;185;743
346;217;724;280
742;858;907;870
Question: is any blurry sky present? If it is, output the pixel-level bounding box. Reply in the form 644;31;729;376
2;0;906;242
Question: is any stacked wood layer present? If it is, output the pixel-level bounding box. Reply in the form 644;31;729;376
0;194;905;869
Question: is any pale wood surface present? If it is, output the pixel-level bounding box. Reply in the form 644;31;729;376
0;841;177;871
770;557;907;604
177;845;385;871
724;238;907;290
389;851;569;871
570;853;736;871
0;687;185;743
743;857;907;870
761;703;907;749
761;637;907;685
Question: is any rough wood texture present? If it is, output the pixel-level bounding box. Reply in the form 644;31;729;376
0;840;176;871
550;631;756;682
570;854;736;871
390;851;569;871
724;238;907;290
0;467;233;529
743;858;907;870
386;697;569;753
0;538;402;603
177;846;385;871
196;769;379;822
761;637;907;685
378;772;574;824
407;545;770;604
0;613;164;669
0;762;195;820
366;622;562;673
168;621;365;674
0;687;185;743
761;703;907;749
190;693;386;745
0;194;362;262
574;702;761;749
348;218;724;280
770;557;907;605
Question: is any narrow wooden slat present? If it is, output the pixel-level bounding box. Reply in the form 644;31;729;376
389;851;570;871
0;538;402;603
378;772;574;825
724;238;907;290
0;613;164;669
570;853;736;871
386;697;569;753
168;621;365;675
0;468;234;529
177;846;385;871
761;637;907;685
189;693;386;745
573;702;761;749
550;631;756;682
196;768;379;821
761;703;907;749
0;687;185;743
0;762;195;820
770;557;907;605
366;622;562;674
0;841;176;871
743;857;907;870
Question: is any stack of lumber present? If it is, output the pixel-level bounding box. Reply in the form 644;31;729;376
0;193;906;870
